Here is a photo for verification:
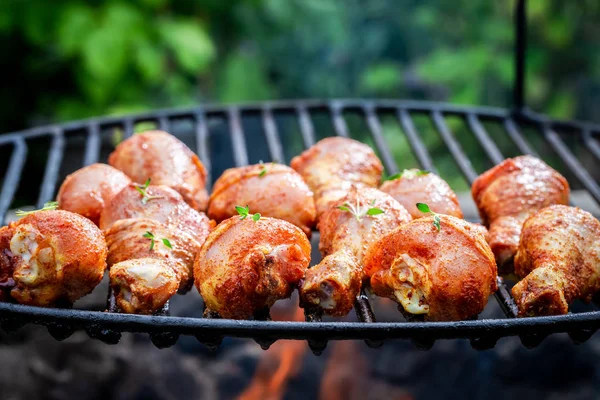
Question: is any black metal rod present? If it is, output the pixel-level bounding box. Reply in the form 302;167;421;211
83;122;101;166
37;129;65;207
297;105;316;148
330;103;350;138
395;109;437;173
364;105;399;174
583;130;600;161
262;107;286;163
194;110;212;190
466;113;504;164
503;118;538;156
123;118;134;139
228;107;249;167
0;139;27;224
431;111;478;184
514;0;527;112
158;115;169;132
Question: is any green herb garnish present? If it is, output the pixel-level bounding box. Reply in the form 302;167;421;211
15;201;59;217
143;231;173;251
235;205;261;221
383;169;430;182
337;198;384;222
135;178;164;204
416;202;441;231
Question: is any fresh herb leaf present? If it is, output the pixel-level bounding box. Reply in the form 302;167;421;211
15;201;59;217
383;169;430;182
135;178;164;205
383;172;402;182
143;231;154;239
258;169;267;177
338;197;385;221
162;238;172;248
252;213;261;221
144;231;173;250
235;205;260;221
416;203;441;231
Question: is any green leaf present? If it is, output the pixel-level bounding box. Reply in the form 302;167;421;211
15;201;59;217
433;215;441;232
416;203;431;213
337;205;350;212
143;231;154;239
235;205;249;216
144;178;151;188
159;20;215;74
57;4;96;56
82;25;128;83
259;168;267;177
217;51;274;103
149;238;155;251
162;238;172;248
135;41;164;83
360;62;401;93
366;208;384;216
252;213;261;221
383;172;402;182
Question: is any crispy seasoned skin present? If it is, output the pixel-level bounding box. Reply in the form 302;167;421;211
0;210;107;307
109;258;179;314
290;137;383;218
208;163;316;236
57;163;131;225
472;155;569;272
195;216;311;319
108;130;209;211
363;215;497;321
380;169;463;219
299;187;412;316
104;218;200;293
512;205;600;317
99;183;213;244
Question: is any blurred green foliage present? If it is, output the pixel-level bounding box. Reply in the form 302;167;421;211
0;0;598;133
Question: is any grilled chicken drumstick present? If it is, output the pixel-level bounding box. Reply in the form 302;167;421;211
291;137;383;218
299;186;411;316
364;214;497;321
0;210;107;306
208;163;316;236
380;169;463;219
472;155;569;272
109;130;209;211
512;205;600;317
195;215;311;319
57;163;131;225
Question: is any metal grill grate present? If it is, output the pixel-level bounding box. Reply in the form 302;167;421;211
1;99;600;354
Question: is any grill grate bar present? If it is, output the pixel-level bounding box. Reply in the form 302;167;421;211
228;107;249;167
123;118;134;139
467;113;505;164
297;105;316;148
583;129;600;161
194;110;212;189
158;115;169;132
504;118;538;157
431;111;478;184
396;109;437;173
330;103;350;138
83;123;101;166
0;139;27;224
544;126;600;205
37;130;65;208
262;107;286;163
364;105;398;174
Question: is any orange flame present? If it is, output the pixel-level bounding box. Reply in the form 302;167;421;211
238;306;307;400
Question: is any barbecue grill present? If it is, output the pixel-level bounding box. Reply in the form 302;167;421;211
1;0;599;355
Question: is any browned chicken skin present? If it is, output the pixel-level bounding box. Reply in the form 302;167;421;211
208;163;316;236
299;187;412;316
195;216;311;319
0;210;107;307
472;155;570;272
57;163;131;225
100;183;213;245
512;205;600;317
364;215;497;321
380;169;463;219
108;130;209;211
290;137;383;218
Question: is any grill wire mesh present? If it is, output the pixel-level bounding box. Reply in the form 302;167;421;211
1;99;600;354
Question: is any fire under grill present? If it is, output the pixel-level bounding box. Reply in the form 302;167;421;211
1;99;600;355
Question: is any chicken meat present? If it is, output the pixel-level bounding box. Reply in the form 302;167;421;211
380;169;463;219
57;163;131;225
290;137;383;218
99;183;213;245
0;210;107;307
208;163;316;236
195;216;311;319
472;155;569;272
363;215;497;321
299;186;412;316
108;130;209;211
512;205;600;317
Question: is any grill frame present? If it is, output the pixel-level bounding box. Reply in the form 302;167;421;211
0;99;599;354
